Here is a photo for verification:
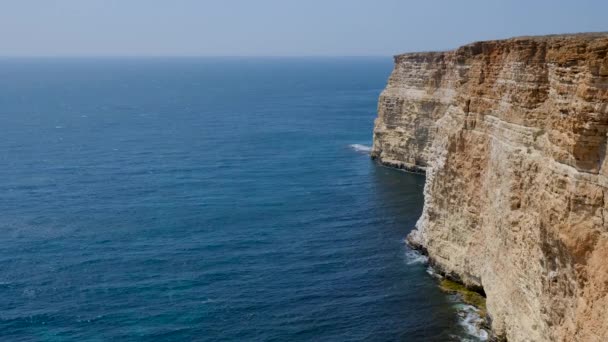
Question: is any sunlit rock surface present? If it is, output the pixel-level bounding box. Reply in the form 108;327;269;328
373;33;608;342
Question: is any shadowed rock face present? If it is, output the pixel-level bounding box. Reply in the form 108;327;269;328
373;33;608;342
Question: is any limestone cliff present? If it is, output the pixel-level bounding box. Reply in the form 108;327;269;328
372;33;608;341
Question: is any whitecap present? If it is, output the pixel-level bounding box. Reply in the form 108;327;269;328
349;144;372;153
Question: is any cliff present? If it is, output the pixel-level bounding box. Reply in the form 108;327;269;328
372;33;608;341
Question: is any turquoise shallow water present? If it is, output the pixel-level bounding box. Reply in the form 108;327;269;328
0;58;470;341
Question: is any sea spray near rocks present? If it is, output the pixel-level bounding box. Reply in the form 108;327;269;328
402;241;488;341
403;248;428;265
456;303;489;342
349;143;372;153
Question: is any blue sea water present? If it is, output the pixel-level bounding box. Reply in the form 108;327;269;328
0;58;473;341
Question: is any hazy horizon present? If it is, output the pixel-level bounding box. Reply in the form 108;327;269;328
0;0;607;57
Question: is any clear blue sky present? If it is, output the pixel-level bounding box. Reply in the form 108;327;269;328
1;0;606;56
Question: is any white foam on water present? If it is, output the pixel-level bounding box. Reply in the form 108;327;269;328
414;244;487;341
425;266;443;279
456;304;489;341
349;144;372;153
404;249;428;265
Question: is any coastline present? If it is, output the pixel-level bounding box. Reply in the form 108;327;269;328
371;152;489;340
404;234;495;341
371;33;608;340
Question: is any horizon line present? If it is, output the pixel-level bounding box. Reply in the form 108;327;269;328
0;54;394;59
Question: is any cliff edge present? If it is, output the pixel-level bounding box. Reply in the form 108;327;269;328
372;33;608;341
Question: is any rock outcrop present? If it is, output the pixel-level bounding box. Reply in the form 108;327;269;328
372;33;608;341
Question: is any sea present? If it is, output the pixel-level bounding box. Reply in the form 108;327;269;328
0;57;484;341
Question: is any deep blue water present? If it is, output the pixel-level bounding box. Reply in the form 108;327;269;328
0;58;467;341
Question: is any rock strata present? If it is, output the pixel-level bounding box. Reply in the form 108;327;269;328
372;33;608;342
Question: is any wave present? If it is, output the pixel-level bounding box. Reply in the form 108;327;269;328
422;262;487;341
349;144;372;153
426;266;442;278
404;249;428;265
414;251;487;341
456;304;489;341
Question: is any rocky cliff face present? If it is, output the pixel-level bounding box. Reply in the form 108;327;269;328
372;33;608;341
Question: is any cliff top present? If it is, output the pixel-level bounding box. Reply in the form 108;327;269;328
395;31;608;61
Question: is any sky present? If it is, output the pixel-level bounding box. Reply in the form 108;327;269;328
0;0;607;56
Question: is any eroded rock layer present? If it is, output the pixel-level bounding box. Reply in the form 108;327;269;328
372;33;608;341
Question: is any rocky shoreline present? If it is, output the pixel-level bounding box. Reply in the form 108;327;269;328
405;238;500;341
373;33;608;341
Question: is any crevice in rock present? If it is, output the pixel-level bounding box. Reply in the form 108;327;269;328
371;156;427;175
